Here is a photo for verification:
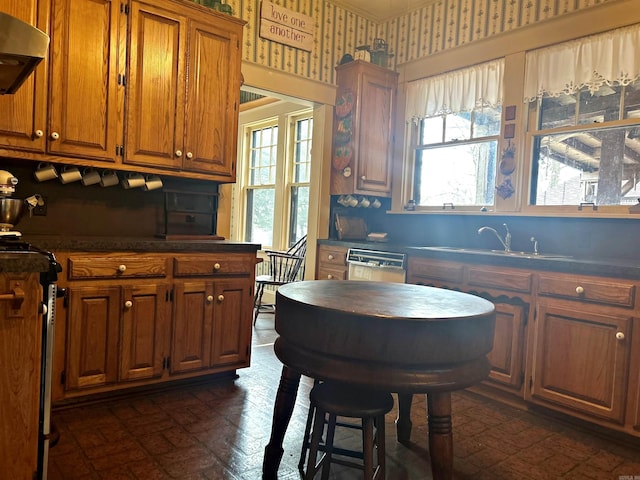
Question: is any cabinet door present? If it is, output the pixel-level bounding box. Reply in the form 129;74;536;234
119;283;170;381
66;285;120;390
0;0;49;152
486;303;527;390
530;302;632;424
354;67;396;195
0;273;42;480
48;0;123;161
182;18;241;177
171;281;213;373
125;0;186;169
211;279;252;367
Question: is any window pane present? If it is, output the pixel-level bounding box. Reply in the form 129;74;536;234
624;79;640;119
444;112;471;142
294;117;312;183
473;107;501;137
540;94;577;129
289;186;309;245
577;86;621;125
249;125;278;186
420;116;444;145
415;141;497;206
531;125;640;206
245;188;275;245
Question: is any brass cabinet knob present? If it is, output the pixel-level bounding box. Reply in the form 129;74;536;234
575;286;584;295
327;274;333;279
35;130;44;138
118;264;127;272
175;150;183;157
51;132;60;140
328;254;334;260
206;295;214;303
616;331;625;341
186;152;193;159
361;175;366;180
217;294;224;302
124;300;133;309
213;263;221;271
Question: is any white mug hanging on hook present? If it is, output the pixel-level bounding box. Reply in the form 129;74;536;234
143;175;163;191
60;166;82;184
81;168;101;186
100;170;119;187
34;162;58;182
121;173;145;189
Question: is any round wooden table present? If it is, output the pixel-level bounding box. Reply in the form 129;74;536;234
262;280;496;480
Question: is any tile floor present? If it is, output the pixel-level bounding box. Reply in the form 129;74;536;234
49;314;640;479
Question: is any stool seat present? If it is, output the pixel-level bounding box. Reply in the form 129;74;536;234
303;382;393;480
311;383;394;418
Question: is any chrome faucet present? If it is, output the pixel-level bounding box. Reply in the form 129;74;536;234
478;223;511;252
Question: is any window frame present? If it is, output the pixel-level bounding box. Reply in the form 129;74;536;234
522;84;640;216
411;108;502;211
238;108;313;251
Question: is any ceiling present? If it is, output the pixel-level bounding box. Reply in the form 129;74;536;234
330;0;437;22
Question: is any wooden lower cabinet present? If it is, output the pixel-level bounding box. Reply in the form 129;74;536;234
486;302;527;391
407;254;640;438
55;251;256;401
171;278;251;373
0;272;43;480
529;300;633;424
120;283;170;381
316;244;348;280
65;285;121;390
407;257;529;394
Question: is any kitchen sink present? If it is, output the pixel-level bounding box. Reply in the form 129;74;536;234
419;246;572;259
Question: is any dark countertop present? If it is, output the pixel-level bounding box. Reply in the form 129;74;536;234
318;239;640;280
0;251;51;273
21;236;261;254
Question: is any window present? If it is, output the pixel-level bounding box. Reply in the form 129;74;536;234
242;111;312;249
245;124;278;246
405;59;504;209
414;108;501;206
525;24;640;208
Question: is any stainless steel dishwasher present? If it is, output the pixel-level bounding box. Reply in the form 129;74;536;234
346;248;406;283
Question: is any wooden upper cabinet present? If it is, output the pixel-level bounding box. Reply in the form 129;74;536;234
48;0;123;162
125;0;243;178
183;18;241;177
0;0;49;152
1;0;243;182
125;1;186;169
331;61;398;197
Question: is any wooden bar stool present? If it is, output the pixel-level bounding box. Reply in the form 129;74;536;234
303;381;393;480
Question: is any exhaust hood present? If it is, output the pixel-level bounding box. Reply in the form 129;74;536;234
0;12;49;95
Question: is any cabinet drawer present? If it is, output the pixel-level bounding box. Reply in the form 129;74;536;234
538;274;636;308
317;266;347;281
174;256;253;277
468;266;532;293
318;246;347;266
407;259;464;284
68;256;167;279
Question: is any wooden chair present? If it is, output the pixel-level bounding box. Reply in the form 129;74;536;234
253;235;307;325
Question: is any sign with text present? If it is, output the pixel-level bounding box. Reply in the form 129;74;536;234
260;1;314;52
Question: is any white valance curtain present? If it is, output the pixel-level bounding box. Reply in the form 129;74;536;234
524;23;640;103
405;59;504;123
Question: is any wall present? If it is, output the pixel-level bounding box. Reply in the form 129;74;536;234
227;0;614;85
5;159;219;239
